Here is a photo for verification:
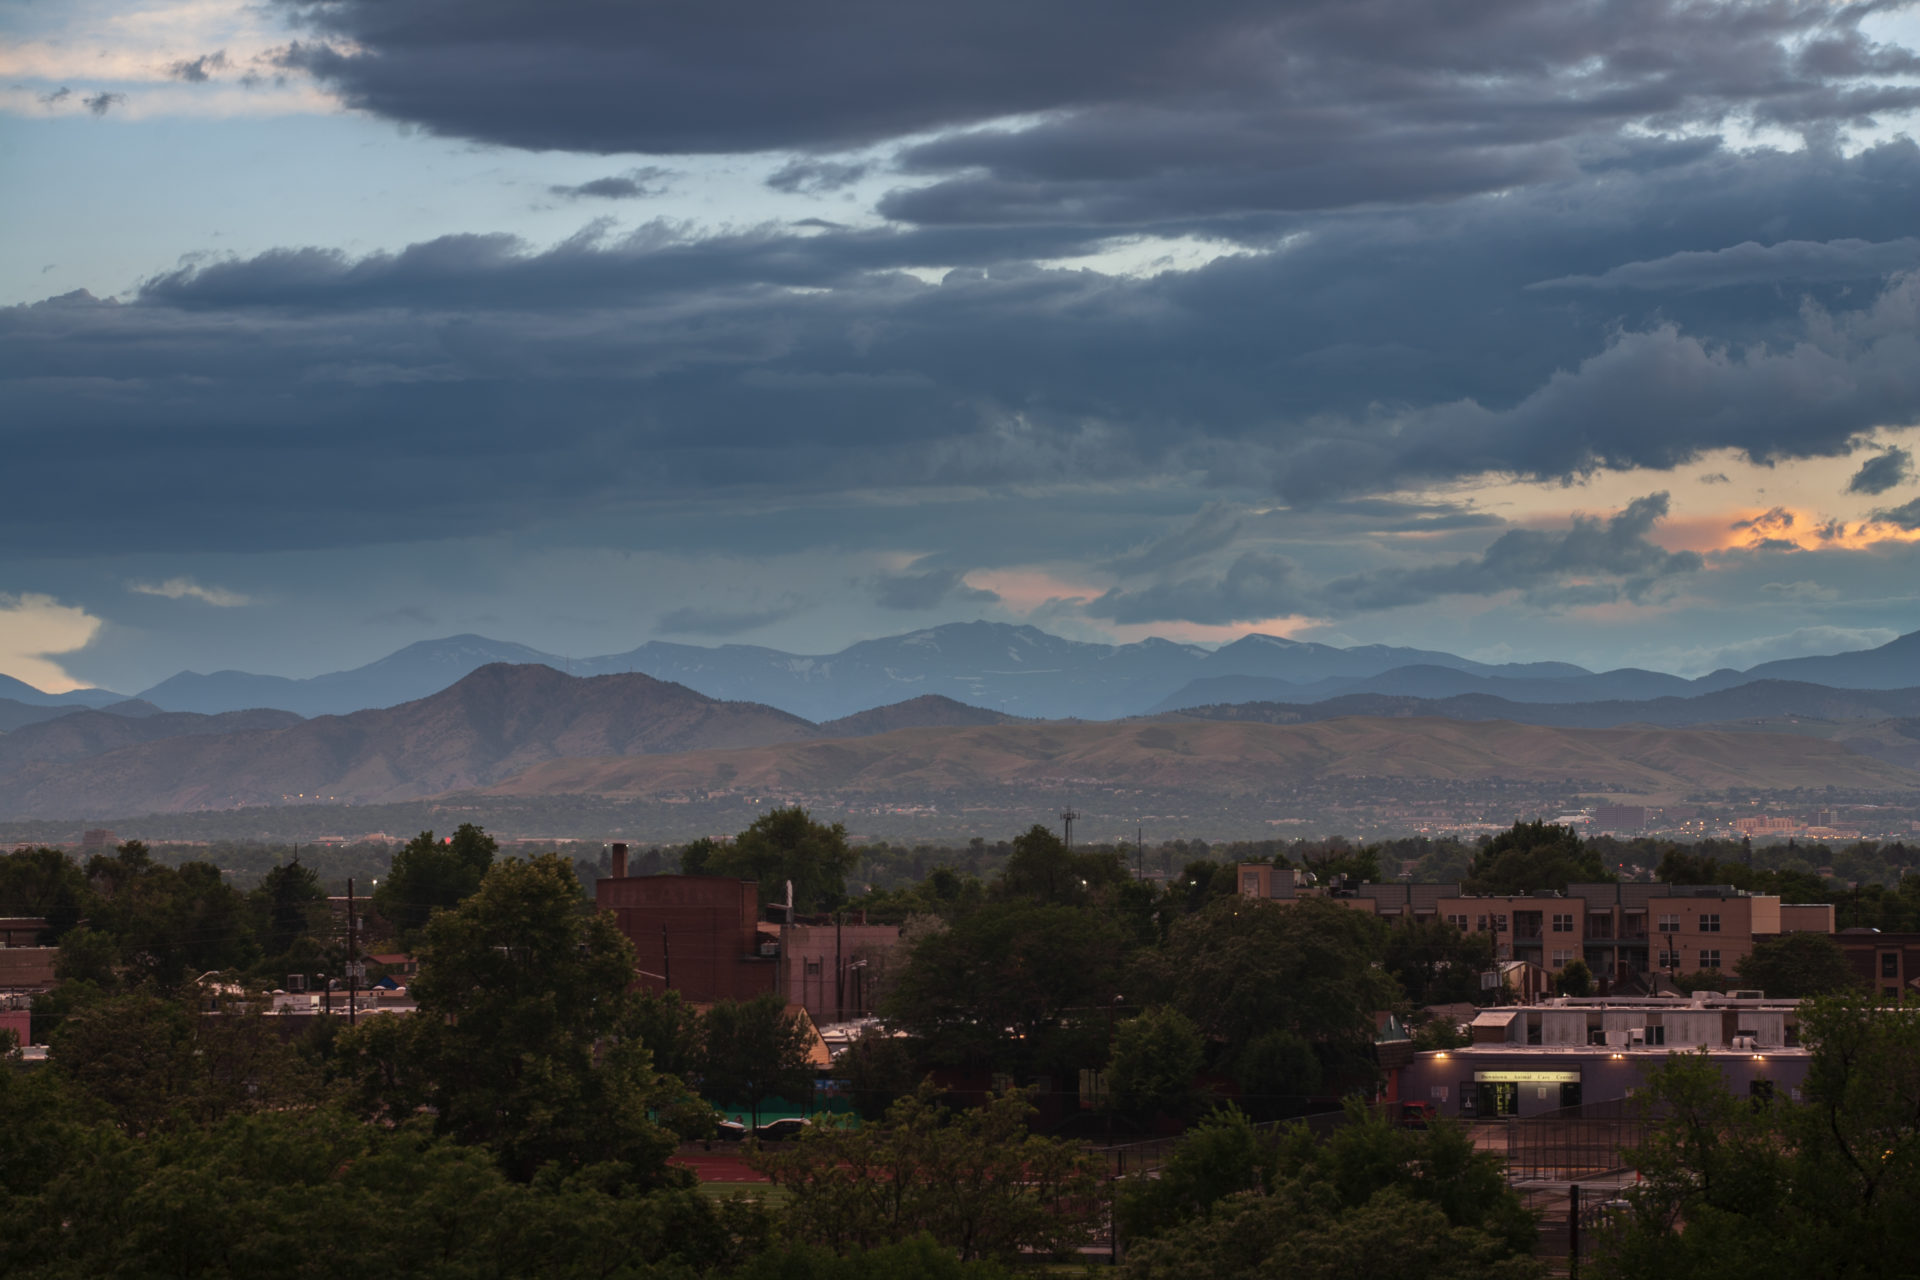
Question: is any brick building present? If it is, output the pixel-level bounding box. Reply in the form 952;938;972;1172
593;844;901;1022
1238;867;1833;984
595;872;781;1003
1833;929;1920;1001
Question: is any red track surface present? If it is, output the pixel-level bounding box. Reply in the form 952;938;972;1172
671;1150;769;1183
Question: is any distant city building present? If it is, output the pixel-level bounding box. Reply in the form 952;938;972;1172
1592;804;1647;832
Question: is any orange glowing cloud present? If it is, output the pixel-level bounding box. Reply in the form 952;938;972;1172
1667;506;1920;555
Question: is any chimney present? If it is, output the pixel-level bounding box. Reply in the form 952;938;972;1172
610;842;629;879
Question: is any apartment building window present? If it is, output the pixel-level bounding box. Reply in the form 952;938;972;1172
1514;911;1543;939
1699;950;1721;970
1494;914;1508;932
1700;913;1721;933
1552;950;1574;968
1447;914;1469;930
1659;950;1680;969
1658;913;1680;933
1552;913;1575;932
1477;915;1488;931
1882;953;1899;978
1885;987;1900;999
1587;914;1614;939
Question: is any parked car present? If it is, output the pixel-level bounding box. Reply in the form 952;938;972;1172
712;1119;748;1143
1398;1101;1437;1129
753;1118;811;1142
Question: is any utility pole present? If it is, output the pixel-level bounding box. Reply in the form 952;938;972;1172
1061;808;1079;850
660;923;672;991
346;876;358;1027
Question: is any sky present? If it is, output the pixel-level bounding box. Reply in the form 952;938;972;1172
5;0;1920;694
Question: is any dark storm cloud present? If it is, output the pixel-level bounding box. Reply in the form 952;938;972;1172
1874;497;1920;530
549;167;672;200
871;566;999;611
283;0;1920;232
1101;502;1243;576
655;599;807;635
1316;494;1702;612
1533;238;1920;293
1089;493;1702;625
1848;447;1914;495
9;140;1920;557
82;92;125;116
1087;552;1307;626
168;51;230;83
766;159;872;194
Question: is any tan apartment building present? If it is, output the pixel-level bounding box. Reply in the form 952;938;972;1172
1238;866;1832;984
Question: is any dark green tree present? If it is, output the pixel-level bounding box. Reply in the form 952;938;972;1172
884;901;1125;1073
700;991;816;1129
334;853;678;1183
680;835;721;875
1386;916;1498;1005
751;1082;1104;1263
250;855;325;959
1120;1101;1541;1279
1465;821;1610;894
710;808;857;912
1598;997;1920;1280
87;856;257;991
833;1023;920;1121
1108;1004;1205;1119
1555;957;1595;997
0;846;90;942
999;824;1127;905
370;823;497;943
1232;1028;1323;1117
1141;895;1398;1069
1734;931;1861;999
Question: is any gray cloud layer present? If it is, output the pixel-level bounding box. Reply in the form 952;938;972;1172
9;139;1920;563
10;2;1920;638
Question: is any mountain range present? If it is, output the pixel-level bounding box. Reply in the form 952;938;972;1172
2;660;1917;823
29;621;1920;723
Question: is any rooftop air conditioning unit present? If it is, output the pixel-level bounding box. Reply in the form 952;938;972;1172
1605;1030;1629;1047
1628;1028;1646;1045
1730;1034;1758;1051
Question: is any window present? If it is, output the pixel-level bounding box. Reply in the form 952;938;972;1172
1658;913;1680;933
1477;915;1488;931
1552;950;1574;967
1700;913;1721;933
1885;987;1900;1000
1659;950;1680;969
1587;914;1614;939
1646;1025;1667;1046
1514;911;1543;939
1699;950;1721;970
1882;953;1899;978
1448;913;1469;930
1552;913;1575;932
1494;914;1508;932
